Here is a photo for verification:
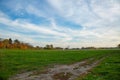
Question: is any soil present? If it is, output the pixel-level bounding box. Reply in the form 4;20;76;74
9;57;104;80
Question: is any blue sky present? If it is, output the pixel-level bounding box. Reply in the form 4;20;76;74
0;0;120;48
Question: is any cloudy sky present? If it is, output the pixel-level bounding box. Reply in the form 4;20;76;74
0;0;120;48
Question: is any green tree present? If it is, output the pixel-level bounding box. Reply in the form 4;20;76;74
50;44;53;49
14;39;20;44
118;44;120;48
46;44;50;49
14;39;21;48
9;38;12;44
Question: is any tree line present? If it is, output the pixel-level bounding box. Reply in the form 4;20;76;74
0;38;60;50
0;38;120;50
0;38;33;49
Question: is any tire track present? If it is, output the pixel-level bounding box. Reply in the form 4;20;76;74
9;57;105;80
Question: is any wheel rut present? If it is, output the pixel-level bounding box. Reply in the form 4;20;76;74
9;57;105;80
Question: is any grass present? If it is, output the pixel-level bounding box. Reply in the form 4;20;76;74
0;49;120;80
76;50;120;80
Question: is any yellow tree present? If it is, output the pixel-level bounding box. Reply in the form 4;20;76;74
3;39;9;48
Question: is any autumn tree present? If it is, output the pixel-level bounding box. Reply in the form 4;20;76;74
0;40;3;48
3;39;9;48
0;38;34;49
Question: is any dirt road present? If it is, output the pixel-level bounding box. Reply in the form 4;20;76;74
9;57;104;80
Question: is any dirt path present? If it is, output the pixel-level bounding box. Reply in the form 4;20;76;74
9;57;105;80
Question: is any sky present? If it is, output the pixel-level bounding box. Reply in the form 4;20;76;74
0;0;120;48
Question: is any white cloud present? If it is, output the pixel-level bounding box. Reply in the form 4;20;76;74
0;0;120;47
47;0;120;47
0;12;73;46
48;0;120;28
26;5;47;18
1;10;120;47
0;13;69;37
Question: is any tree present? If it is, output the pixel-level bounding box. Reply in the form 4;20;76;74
9;38;12;44
3;39;9;48
14;39;21;48
0;38;34;49
118;44;120;48
0;41;3;48
14;39;20;44
45;44;50;49
50;44;53;49
45;44;54;49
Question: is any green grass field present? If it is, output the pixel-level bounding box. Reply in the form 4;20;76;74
0;49;120;80
76;50;120;80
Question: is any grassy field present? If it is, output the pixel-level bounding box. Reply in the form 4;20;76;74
0;49;120;80
76;50;120;80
